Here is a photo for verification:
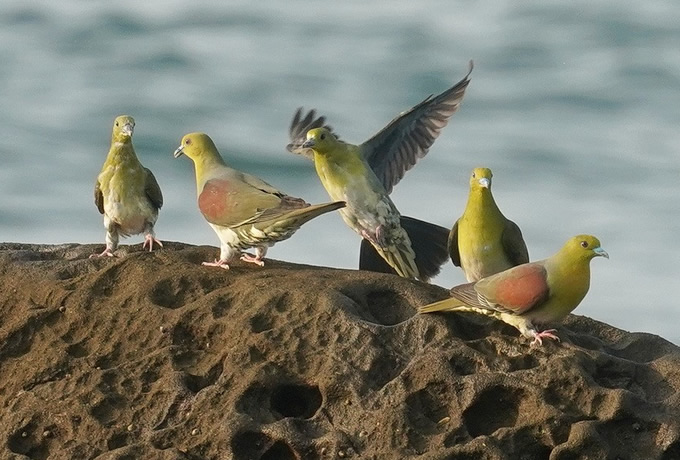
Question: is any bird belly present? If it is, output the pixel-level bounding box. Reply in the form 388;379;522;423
103;191;156;236
459;226;510;281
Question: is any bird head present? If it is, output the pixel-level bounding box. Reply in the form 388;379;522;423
112;115;135;143
174;132;221;162
563;235;609;262
470;167;493;190
302;128;336;154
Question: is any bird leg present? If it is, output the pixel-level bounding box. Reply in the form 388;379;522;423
202;244;238;269
361;228;383;247
240;247;267;267
90;247;115;258
90;228;118;258
530;329;560;346
143;233;163;252
202;259;230;269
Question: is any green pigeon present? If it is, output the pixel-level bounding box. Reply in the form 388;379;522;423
174;132;345;269
449;167;529;281
419;235;608;345
92;115;163;257
287;62;473;281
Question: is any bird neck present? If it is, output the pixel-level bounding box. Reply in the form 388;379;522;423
466;189;502;219
104;141;139;167
312;146;367;189
546;250;592;308
193;154;227;193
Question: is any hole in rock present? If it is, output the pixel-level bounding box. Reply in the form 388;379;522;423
260;440;298;460
271;383;323;419
463;385;523;438
7;424;49;460
231;431;270;460
364;290;413;326
250;313;273;333
184;361;223;393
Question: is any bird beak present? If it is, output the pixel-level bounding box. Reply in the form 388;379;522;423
593;247;609;259
302;138;315;148
173;145;184;158
478;178;490;188
121;123;134;136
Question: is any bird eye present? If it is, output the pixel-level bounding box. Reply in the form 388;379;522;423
185;139;192;145
580;241;589;248
115;122;119;126
320;133;326;140
471;172;476;178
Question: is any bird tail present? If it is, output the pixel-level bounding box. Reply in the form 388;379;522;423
359;216;449;282
418;296;467;314
273;201;346;229
255;201;345;237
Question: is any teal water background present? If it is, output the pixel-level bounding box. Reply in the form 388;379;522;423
2;1;679;343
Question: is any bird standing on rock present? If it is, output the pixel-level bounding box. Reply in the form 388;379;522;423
449;167;529;281
287;63;473;282
92;115;163;258
174;132;345;269
419;235;608;345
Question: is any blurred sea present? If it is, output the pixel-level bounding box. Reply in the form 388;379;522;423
1;0;679;343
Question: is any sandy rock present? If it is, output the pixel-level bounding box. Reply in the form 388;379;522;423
0;243;679;459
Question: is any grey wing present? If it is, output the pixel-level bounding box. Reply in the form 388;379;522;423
447;219;461;267
94;180;104;214
360;61;473;194
286;107;337;159
449;281;487;308
501;220;530;266
144;168;163;211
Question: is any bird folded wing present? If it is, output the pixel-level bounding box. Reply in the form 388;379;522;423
94;181;104;215
447;220;461;267
473;263;550;315
360;62;473;194
144;168;163;210
501;220;529;266
199;178;284;228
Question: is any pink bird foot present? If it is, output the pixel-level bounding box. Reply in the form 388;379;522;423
530;329;560;346
240;253;265;267
143;235;163;252
90;248;115;258
202;259;230;270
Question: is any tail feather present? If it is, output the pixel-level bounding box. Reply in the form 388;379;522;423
418;296;467;314
359;216;449;282
246;201;345;244
375;237;419;279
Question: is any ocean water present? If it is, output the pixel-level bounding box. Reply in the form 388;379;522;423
1;0;679;343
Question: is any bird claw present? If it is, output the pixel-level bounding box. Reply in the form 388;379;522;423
530;329;560;346
143;235;163;252
240;253;265;267
202;259;230;270
90;248;115;258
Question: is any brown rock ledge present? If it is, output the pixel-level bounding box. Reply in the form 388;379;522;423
0;243;679;460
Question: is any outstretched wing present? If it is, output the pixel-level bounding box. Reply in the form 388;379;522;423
286;107;337;159
360;61;473;193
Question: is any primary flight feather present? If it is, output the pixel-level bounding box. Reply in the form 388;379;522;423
286;63;473;281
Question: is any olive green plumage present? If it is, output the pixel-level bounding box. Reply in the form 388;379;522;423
420;235;609;345
174;132;344;269
287;63;473;281
92;115;163;257
449;167;528;281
